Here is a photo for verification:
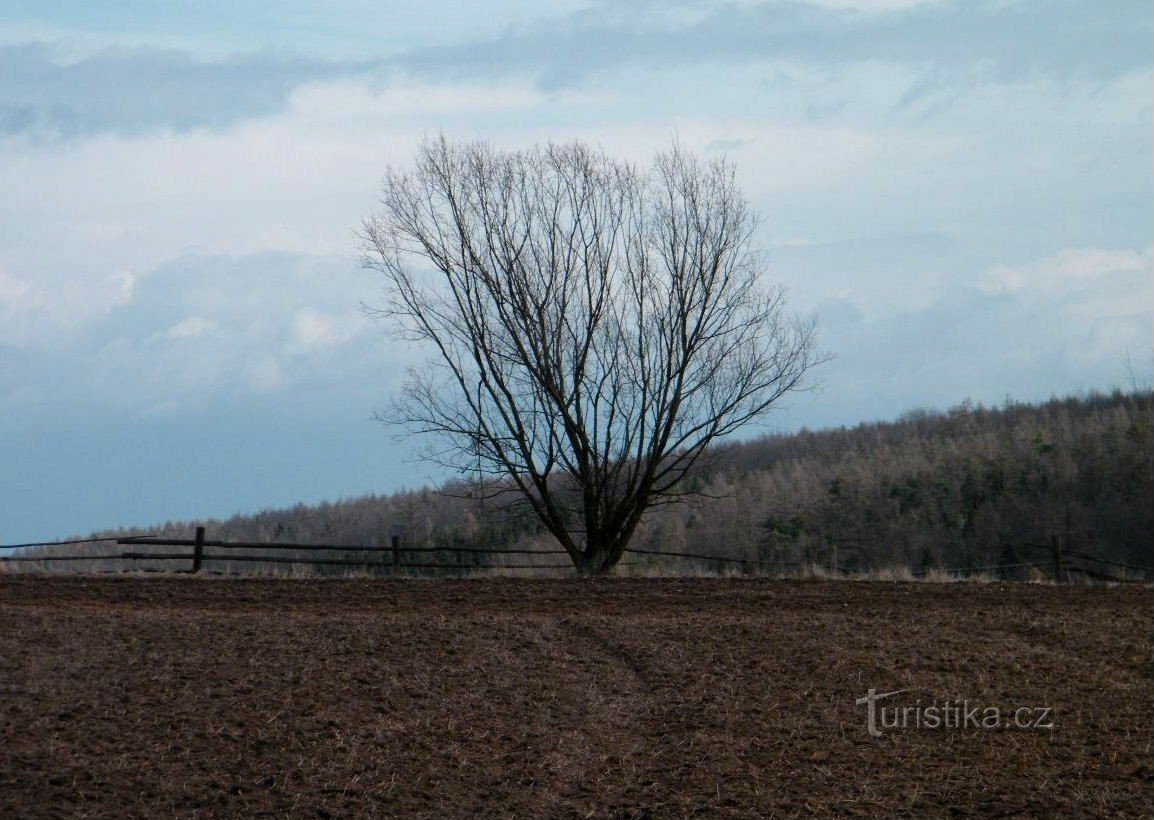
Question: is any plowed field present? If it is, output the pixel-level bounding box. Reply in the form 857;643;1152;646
1;577;1149;818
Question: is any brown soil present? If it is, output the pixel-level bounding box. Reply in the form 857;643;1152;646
0;577;1150;818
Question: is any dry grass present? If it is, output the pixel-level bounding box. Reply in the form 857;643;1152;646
3;549;1148;587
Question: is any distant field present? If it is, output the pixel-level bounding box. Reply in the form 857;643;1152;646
1;577;1149;818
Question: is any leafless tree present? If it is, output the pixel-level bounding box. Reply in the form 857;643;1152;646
362;137;825;574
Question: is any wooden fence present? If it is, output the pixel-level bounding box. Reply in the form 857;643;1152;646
1;527;1151;581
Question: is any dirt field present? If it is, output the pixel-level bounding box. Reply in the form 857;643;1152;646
0;577;1149;818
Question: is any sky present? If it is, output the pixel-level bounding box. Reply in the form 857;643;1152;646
1;0;1151;543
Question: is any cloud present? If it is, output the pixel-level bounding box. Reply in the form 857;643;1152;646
705;137;752;152
0;71;619;296
0;250;416;417
390;0;1151;90
976;248;1154;368
290;309;362;351
3;0;1144;149
285;75;603;123
790;244;1154;426
0;262;135;348
799;0;945;9
0;8;1146;432
163;316;219;339
0;42;366;138
765;231;960;319
978;247;1153;296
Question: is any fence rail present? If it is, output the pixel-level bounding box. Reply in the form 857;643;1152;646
2;527;1152;581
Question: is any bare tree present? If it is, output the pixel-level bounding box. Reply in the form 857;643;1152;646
362;137;825;574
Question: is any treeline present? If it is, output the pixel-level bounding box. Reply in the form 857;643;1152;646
679;389;1153;572
84;389;1151;574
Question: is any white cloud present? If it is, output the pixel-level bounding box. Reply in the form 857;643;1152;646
243;354;284;392
290;308;364;351
974;247;1152;375
784;244;1154;429
0;74;618;302
979;247;1153;296
0;263;136;347
163;316;219;339
0;250;421;418
798;0;946;10
0;263;30;304
286;76;601;121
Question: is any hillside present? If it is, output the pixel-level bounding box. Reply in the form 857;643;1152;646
81;389;1152;574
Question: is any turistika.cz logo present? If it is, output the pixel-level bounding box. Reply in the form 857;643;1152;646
855;688;1055;737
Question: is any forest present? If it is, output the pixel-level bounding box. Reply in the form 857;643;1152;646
75;388;1151;576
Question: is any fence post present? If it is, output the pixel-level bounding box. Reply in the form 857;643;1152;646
192;526;205;574
391;534;401;574
1050;533;1064;583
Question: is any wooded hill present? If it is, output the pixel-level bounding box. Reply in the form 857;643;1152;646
88;389;1151;574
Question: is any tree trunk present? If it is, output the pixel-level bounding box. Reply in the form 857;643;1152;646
574;514;646;575
576;544;616;576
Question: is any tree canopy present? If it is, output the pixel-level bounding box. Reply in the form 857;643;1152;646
362;137;824;573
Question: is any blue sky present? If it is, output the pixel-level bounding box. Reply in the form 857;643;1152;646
1;0;1150;543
